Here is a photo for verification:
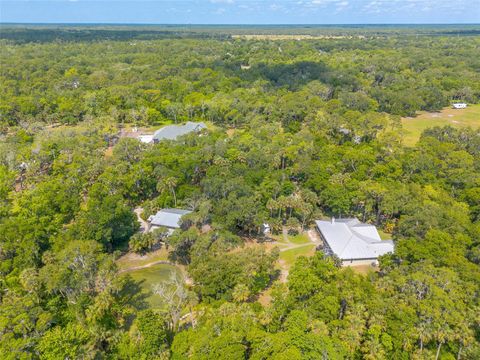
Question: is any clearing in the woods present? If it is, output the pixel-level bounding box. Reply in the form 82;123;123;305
401;104;480;146
117;248;184;309
124;263;183;309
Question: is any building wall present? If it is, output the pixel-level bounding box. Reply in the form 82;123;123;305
150;225;175;235
315;227;332;255
341;259;378;267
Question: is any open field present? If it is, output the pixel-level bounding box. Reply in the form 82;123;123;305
116;248;169;271
268;231;310;244
288;233;311;245
279;244;316;266
117;248;182;309
232;34;357;40
122;263;182;309
401;104;480;146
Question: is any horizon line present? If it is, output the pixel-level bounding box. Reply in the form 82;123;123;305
1;22;480;26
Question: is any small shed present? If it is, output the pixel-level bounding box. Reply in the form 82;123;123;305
139;135;153;143
261;223;271;235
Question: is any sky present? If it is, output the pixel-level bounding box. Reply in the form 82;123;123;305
1;0;479;24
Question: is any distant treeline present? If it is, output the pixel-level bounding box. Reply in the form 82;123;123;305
0;27;229;43
1;24;479;43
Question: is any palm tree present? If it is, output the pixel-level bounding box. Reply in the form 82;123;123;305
232;283;251;303
266;198;278;218
157;176;178;207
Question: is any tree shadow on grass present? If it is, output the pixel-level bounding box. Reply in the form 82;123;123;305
119;276;151;328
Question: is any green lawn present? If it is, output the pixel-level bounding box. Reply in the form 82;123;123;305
269;232;310;245
269;233;287;243
377;229;392;241
116;248;169;271
122;263;182;309
279;245;316;267
401;104;480;146
288;233;311;245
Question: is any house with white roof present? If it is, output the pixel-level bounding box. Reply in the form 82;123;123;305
315;218;394;266
148;208;192;234
151;122;206;143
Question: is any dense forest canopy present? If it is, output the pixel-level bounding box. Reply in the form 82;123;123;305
2;24;480;42
1;26;480;127
0;26;479;359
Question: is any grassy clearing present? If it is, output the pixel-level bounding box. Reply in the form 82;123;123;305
268;233;286;243
401;104;480;146
377;229;392;241
288;233;311;245
231;34;352;40
269;232;310;245
122;263;182;309
279;244;316;267
116;248;169;271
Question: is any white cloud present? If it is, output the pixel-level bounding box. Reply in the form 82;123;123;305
210;0;234;4
214;7;227;14
361;0;469;15
361;0;462;14
309;0;350;7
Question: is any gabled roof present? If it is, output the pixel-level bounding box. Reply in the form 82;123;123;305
152;122;206;142
148;208;192;229
315;218;394;260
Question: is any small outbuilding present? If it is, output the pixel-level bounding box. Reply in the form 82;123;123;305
315;217;394;266
148;208;192;234
261;223;271;235
138;135;154;143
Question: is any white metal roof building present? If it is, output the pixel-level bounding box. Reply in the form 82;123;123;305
148;208;192;230
152;122;206;143
315;218;394;264
139;135;154;143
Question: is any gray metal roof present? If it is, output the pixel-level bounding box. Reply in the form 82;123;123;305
148;208;192;228
315;218;394;260
152;122;206;142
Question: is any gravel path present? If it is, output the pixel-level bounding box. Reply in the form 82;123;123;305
307;229;322;246
118;260;174;274
272;227;318;283
134;207;149;233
